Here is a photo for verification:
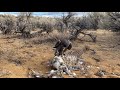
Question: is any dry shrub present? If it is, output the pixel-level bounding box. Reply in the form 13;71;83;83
0;15;16;35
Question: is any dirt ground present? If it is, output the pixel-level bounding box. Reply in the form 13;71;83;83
0;29;120;78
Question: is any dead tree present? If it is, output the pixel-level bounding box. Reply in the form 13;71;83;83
15;12;33;38
55;12;76;32
62;12;75;28
55;19;65;32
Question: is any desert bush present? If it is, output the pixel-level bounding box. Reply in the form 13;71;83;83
15;12;33;38
97;15;110;30
87;12;100;30
106;12;120;32
0;15;16;34
40;22;53;34
54;12;76;33
1;12;119;40
54;19;65;32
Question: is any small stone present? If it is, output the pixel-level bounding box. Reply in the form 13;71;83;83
96;67;100;69
72;73;77;76
111;72;115;75
52;76;58;78
35;75;40;78
95;70;105;77
79;61;84;65
50;70;56;75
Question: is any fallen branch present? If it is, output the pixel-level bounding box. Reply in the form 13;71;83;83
80;32;97;42
70;25;97;42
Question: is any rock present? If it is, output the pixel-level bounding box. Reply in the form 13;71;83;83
79;62;84;65
48;70;57;77
95;70;105;77
78;60;84;65
31;73;43;78
34;75;41;78
96;67;100;69
72;73;77;77
50;70;56;74
52;75;62;78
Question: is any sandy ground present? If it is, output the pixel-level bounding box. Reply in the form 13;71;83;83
0;29;120;78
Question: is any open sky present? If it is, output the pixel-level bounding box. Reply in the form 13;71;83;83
0;12;87;17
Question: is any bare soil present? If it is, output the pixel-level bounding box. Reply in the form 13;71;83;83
0;29;120;78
